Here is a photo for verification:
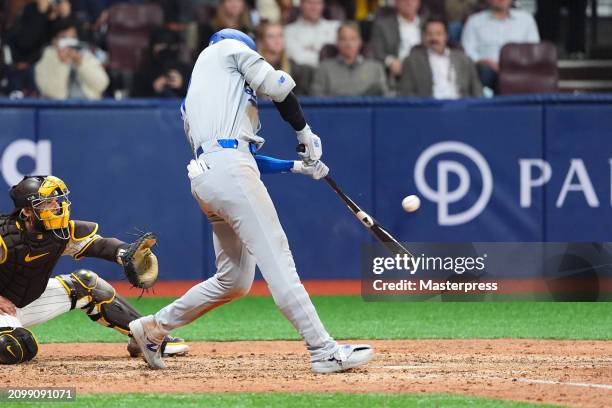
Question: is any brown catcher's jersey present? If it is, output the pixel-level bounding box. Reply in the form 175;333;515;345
0;215;99;308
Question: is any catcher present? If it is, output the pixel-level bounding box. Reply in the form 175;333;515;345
0;175;188;365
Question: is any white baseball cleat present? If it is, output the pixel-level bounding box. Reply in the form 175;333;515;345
311;344;374;374
129;318;166;370
127;335;189;358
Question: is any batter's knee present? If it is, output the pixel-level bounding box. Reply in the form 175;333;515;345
0;327;39;364
231;279;252;298
216;272;253;299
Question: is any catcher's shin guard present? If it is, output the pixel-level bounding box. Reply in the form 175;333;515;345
0;327;39;364
56;269;141;335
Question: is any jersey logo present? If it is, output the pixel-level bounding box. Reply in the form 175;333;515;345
24;252;50;262
244;84;257;107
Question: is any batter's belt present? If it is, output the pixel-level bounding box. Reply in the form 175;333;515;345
197;139;257;156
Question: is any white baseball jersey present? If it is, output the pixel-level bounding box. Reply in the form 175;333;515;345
150;37;340;363
182;40;274;155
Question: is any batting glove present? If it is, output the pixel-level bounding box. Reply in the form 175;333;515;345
296;125;322;163
187;159;207;181
292;160;329;180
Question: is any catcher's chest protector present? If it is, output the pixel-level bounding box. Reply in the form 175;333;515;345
0;215;68;308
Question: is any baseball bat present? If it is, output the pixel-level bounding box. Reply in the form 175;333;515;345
296;144;413;258
323;175;414;258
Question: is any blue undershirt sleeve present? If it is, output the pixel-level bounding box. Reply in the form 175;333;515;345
255;155;295;174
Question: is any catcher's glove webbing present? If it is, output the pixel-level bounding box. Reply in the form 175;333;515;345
118;232;158;288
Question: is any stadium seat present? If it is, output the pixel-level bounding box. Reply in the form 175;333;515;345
498;42;559;95
106;3;164;72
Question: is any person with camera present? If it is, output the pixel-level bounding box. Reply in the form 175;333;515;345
5;0;74;96
131;29;190;98
34;19;109;100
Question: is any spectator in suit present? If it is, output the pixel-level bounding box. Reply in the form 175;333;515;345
283;0;340;67
370;0;423;80
399;17;482;98
34;19;109;99
256;21;313;95
310;22;387;96
461;0;539;91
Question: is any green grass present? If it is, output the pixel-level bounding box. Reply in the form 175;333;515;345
31;296;611;343
4;393;560;408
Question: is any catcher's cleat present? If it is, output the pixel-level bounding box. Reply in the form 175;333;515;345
311;344;374;374
129;318;166;369
128;335;189;358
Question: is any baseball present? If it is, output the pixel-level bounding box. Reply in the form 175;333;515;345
402;195;421;212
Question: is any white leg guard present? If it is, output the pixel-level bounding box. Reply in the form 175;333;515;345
56;269;140;335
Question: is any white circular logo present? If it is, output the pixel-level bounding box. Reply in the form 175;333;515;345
414;141;493;226
1;140;52;186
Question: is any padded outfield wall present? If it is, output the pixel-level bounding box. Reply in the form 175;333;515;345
0;95;611;280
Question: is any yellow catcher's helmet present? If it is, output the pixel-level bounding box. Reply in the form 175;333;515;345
10;175;71;239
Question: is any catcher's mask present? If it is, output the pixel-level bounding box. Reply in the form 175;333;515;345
10;175;71;239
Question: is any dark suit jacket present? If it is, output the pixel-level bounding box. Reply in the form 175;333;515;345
370;12;427;63
398;47;483;97
370;14;401;63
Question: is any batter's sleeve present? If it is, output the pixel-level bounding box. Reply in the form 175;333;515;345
223;40;270;87
224;40;296;101
255;155;295;174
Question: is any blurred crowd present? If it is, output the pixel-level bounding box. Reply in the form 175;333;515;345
0;0;588;100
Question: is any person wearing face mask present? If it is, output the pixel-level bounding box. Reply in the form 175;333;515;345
398;17;482;98
34;19;109;100
131;29;191;98
0;175;189;366
7;0;81;96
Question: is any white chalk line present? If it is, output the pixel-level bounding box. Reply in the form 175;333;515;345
373;365;437;370
517;378;612;390
375;365;612;390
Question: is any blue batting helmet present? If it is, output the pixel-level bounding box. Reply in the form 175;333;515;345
209;28;257;51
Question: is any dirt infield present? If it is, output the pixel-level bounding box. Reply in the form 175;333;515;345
2;340;611;407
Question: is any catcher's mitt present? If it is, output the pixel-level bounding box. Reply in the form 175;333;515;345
119;232;159;288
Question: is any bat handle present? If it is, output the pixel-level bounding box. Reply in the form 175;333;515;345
295;143;318;166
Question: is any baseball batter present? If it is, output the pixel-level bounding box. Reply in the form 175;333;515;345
130;29;374;373
0;175;188;364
